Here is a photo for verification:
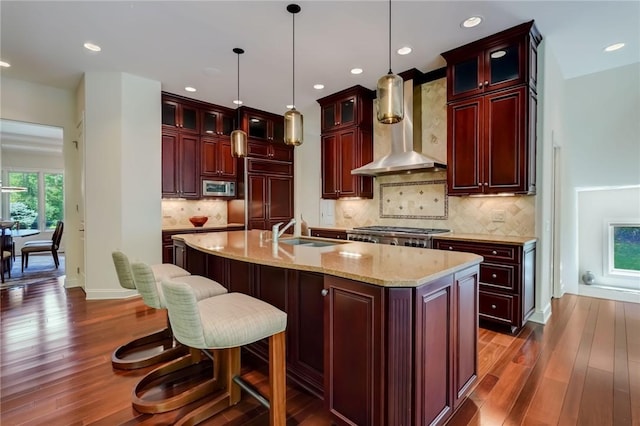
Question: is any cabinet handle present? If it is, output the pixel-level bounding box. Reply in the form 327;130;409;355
491;304;497;309
321;289;329;297
492;274;497;278
484;81;489;86
478;83;483;88
448;246;453;250
484;182;489;186
335;122;339;126
492;250;497;255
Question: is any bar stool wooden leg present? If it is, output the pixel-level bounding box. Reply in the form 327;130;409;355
269;331;286;426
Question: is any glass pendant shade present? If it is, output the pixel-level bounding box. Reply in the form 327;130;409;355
231;129;248;158
376;72;404;124
284;108;303;146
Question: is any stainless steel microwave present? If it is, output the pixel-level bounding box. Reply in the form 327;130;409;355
202;180;235;197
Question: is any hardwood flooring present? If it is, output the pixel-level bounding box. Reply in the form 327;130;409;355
1;279;638;425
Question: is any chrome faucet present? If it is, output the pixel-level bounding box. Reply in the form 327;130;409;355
272;218;296;244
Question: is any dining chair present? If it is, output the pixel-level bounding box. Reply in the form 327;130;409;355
21;221;63;272
1;227;13;283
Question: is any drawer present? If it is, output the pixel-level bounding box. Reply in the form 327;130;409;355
479;290;514;324
479;263;516;292
434;239;519;263
309;228;347;240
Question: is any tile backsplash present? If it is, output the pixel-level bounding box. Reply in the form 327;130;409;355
335;77;536;237
161;199;228;228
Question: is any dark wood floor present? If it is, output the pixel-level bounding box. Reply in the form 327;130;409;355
1;278;638;425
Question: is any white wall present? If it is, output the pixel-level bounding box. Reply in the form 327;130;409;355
294;103;322;233
83;72;161;299
561;63;640;296
529;40;566;323
0;76;81;287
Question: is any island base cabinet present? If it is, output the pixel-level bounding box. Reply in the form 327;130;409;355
324;276;383;426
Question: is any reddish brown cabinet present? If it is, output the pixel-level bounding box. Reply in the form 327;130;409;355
433;237;535;333
442;21;541;196
162;130;200;198
200;137;237;180
317;86;374;200
201;106;235;136
241;107;285;144
246;159;294;231
162;96;199;133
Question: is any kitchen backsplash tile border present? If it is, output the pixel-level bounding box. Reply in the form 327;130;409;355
379;180;448;219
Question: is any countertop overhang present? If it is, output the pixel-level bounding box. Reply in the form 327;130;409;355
174;230;482;288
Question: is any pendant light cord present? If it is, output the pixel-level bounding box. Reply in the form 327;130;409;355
292;11;296;108
388;0;392;74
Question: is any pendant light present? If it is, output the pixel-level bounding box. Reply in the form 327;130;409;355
230;47;248;158
284;3;303;146
376;0;403;124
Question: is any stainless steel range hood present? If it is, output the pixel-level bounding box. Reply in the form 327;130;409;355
351;78;446;176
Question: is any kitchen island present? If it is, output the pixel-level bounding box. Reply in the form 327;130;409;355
174;230;483;426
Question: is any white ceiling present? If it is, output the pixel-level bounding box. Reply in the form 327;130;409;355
1;1;639;125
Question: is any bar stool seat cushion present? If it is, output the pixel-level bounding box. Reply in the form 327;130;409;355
151;263;191;282
163;282;287;350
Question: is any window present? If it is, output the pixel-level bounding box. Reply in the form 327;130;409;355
5;171;64;231
606;220;640;277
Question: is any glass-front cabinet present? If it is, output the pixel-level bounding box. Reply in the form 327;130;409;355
241;108;284;144
202;108;235;136
162;97;199;133
321;96;357;132
444;36;527;101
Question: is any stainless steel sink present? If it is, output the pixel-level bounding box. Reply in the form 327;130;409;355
278;238;344;248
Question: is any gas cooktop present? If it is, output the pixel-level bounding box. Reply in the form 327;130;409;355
351;226;450;235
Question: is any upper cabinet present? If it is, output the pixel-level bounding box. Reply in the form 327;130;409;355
201;137;236;179
162;96;199;133
442;21;540;102
201;106;235;137
317;86;374;200
241;107;285;144
442;21;541;196
318;86;372;133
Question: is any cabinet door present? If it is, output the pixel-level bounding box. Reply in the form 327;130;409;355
337;129;357;197
415;277;454;426
248;174;267;229
267;175;293;223
454;267;478;409
289;271;325;395
202;108;234;136
447;98;483;195
321;134;338;199
324;276;383;426
484;86;526;193
270;142;294;162
200;138;219;176
178;133;200;198
484;39;525;93
217;139;237;178
447;53;484;101
321;95;358;132
162;132;179;197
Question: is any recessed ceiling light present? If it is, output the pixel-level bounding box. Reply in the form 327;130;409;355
351;68;363;75
397;46;412;55
233;99;243;105
185;86;196;92
313;83;325;90
604;42;625;52
0;61;10;68
462;16;482;28
83;42;101;52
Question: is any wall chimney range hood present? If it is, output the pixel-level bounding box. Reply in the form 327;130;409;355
351;76;446;177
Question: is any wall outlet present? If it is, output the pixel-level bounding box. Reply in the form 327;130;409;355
492;209;506;222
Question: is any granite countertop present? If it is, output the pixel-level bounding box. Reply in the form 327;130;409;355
432;233;537;246
175;230;482;288
162;223;245;232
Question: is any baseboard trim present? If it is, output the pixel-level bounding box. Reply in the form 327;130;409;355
85;288;139;300
528;302;552;324
579;284;640;304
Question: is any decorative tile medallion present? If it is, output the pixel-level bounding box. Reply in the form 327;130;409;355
379;180;448;219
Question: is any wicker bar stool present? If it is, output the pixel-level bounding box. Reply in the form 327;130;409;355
157;276;287;426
